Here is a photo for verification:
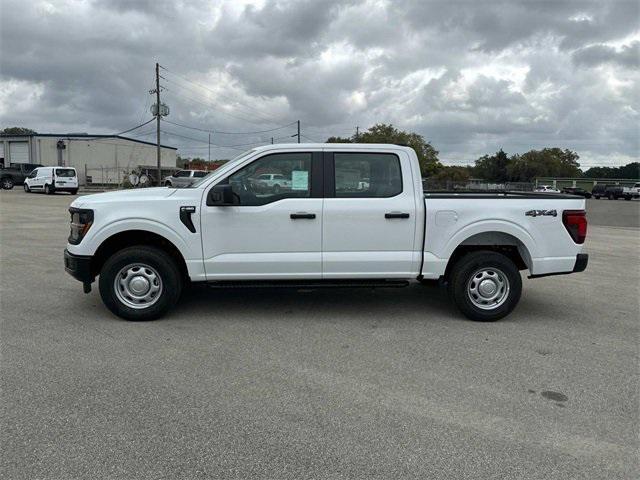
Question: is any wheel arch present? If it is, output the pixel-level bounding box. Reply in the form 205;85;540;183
443;229;534;279
91;230;189;281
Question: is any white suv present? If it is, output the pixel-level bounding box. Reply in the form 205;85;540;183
24;167;78;194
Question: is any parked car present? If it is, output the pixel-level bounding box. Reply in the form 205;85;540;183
64;144;589;323
591;184;609;199
164;169;208;188
0;162;43;189
250;173;292;193
24;166;78;194
561;187;592;199
534;185;560;193
621;183;640;200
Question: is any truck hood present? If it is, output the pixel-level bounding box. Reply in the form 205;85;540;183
70;187;177;208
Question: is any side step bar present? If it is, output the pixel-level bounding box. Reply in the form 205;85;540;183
205;279;410;289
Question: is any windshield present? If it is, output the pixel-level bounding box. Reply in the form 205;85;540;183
187;149;256;188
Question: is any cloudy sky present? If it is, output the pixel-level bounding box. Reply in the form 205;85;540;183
0;0;638;167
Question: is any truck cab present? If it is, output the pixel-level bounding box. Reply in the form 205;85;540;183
64;144;588;322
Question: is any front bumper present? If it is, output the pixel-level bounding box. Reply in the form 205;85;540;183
529;253;588;279
64;249;94;291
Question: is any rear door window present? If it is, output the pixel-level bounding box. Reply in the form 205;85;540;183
333;153;402;198
55;168;76;177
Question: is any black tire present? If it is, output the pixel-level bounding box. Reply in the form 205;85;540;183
447;251;522;322
273;184;281;194
165;181;172;187
23;183;30;193
70;189;78;195
99;246;182;321
624;196;631;201
44;184;53;195
594;195;600;200
1;177;14;190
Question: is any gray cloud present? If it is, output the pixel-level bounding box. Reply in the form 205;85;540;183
573;41;640;68
0;0;638;165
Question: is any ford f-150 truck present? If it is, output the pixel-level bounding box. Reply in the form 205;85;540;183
64;144;588;322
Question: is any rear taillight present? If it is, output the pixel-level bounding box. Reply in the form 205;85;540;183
562;210;587;244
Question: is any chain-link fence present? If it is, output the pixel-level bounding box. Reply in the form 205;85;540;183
83;165;179;188
423;179;534;192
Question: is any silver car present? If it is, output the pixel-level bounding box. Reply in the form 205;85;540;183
164;170;208;188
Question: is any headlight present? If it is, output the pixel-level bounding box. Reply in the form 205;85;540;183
68;208;94;245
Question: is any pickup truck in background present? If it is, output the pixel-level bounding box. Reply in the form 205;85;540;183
592;183;639;200
64;144;588;322
622;183;640;200
0;162;43;189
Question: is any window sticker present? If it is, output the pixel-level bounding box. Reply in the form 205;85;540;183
291;170;309;190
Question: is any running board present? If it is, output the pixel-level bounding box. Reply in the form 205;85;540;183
205;279;410;289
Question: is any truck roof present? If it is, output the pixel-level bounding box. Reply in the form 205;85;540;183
251;143;414;152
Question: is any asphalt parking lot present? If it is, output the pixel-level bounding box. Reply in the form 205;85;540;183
1;189;638;479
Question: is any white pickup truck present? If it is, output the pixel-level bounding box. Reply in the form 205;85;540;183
64;144;588;322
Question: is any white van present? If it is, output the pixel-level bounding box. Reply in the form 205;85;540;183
24;167;79;195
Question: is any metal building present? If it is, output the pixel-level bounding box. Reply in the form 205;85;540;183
0;133;177;185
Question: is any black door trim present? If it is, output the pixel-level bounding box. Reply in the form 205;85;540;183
323;151;335;197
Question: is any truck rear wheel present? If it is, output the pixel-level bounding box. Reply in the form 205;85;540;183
99;246;182;321
447;251;522;322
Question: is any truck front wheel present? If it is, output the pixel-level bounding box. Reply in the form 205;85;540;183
447;251;522;322
99;246;182;321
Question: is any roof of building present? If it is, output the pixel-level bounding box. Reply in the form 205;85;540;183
0;133;177;150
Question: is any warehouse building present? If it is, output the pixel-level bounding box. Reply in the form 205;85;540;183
0;133;177;185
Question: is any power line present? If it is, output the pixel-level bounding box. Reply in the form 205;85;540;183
162;77;281;126
160;65;285;125
163;87;284;127
161;118;297;135
160;128;283;149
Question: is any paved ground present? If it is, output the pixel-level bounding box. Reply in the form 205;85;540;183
1;189;638;479
585;198;640;228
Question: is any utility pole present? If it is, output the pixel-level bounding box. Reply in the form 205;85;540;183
208;133;211;163
271;137;274;144
355;126;359;142
155;62;161;185
297;120;300;143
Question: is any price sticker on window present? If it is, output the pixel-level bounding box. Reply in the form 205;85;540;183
291;170;309;190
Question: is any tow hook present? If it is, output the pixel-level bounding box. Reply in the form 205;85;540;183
83;282;92;294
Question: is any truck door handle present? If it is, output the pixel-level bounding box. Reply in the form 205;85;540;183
290;212;316;219
385;212;410;219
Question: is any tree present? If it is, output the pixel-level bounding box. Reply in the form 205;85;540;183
0;127;37;135
326;123;441;175
507;148;581;182
431;166;472;182
583;162;640;179
474;149;510;182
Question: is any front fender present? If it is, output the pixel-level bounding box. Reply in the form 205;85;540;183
68;218;193;259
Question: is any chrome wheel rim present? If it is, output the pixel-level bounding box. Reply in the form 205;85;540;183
2;179;11;188
114;263;163;309
467;267;510;310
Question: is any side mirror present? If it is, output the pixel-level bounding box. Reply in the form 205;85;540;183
207;184;234;206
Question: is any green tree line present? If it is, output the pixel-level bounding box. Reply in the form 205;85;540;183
327;124;639;182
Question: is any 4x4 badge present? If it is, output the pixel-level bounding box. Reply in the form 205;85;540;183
526;209;557;217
